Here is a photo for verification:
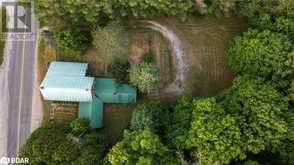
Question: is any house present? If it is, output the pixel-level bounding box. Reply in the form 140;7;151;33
40;61;137;128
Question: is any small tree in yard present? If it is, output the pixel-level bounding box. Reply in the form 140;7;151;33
129;62;160;93
53;27;89;56
130;102;165;134
107;60;130;84
92;21;130;67
70;118;90;136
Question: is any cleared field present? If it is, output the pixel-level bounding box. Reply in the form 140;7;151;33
129;17;247;98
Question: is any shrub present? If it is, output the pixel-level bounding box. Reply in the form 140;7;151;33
70;118;90;136
92;21;130;65
107;60;130;84
130;102;164;133
142;52;155;64
53;27;89;56
129;62;160;93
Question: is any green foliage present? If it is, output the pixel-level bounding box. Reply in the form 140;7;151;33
92;21;130;64
20;123;70;165
114;0;195;18
34;0;114;27
70;118;90;136
20;123;107;165
107;60;130;84
186;98;244;165
129;62;160;93
142;52;154;64
130;102;164;133
227;29;293;89
290;81;294;102
238;0;294;17
243;160;260;165
219;75;289;153
207;0;237;17
74;133;108;165
250;14;294;40
53;27;88;56
106;129;180;165
207;0;294;17
166;97;194;150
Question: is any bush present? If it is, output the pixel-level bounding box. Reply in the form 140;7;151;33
129;62;160;93
92;21;130;65
107;60;130;84
53;27;89;56
142;52;155;64
70;118;90;136
130;102;164;133
227;29;293;89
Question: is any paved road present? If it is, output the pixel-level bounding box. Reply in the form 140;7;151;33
1;5;38;157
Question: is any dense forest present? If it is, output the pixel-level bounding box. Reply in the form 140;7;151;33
21;0;294;165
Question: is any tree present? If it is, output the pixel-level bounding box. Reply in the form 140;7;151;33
114;0;195;19
53;27;89;56
34;0;114;27
129;62;160;93
219;75;289;154
243;160;260;165
70;118;90;136
250;14;294;40
92;21;130;65
74;133;107;165
289;80;294;102
166;96;194;150
130;102;165;134
107;60;130;84
20;123;74;165
185;98;244;165
20;123;107;165
106;129;180;165
227;29;293;89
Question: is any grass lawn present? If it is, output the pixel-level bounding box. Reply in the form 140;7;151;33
0;9;6;66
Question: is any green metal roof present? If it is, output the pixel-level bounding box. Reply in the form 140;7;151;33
94;78;137;103
46;61;88;77
79;97;103;129
40;61;94;102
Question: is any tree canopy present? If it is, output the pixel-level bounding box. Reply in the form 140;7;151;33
92;21;130;64
227;29;293;89
129;62;160;93
53;27;89;56
20;122;107;165
106;129;180;165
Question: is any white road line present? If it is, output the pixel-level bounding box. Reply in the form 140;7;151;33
16;12;28;154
